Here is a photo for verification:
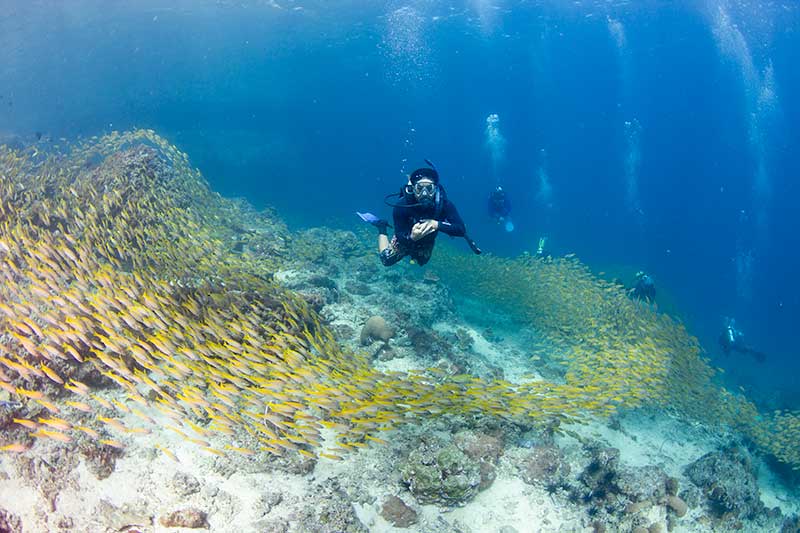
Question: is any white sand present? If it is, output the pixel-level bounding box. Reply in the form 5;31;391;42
567;412;721;479
355;474;585;533
757;457;800;516
1;381;797;533
0;413;311;533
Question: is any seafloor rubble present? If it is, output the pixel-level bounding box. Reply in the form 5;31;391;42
0;131;798;532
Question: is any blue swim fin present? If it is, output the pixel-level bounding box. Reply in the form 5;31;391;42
356;211;380;224
357;211;392;229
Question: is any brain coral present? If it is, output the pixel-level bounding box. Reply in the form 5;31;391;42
359;316;396;346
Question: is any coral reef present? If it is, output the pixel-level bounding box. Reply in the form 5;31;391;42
13;447;80;512
452;430;502;491
616;465;668;504
577;445;621;504
0;130;798;532
400;438;482;507
405;326;455;361
432;246;800;472
293;479;367;533
685;445;764;519
453;430;504;464
516;445;571;490
80;440;124;480
290;228;364;266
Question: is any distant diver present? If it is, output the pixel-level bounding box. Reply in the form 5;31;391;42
488;186;514;232
628;271;656;303
719;317;766;363
535;236;549;258
357;160;480;267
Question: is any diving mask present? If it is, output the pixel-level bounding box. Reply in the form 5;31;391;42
412;179;436;201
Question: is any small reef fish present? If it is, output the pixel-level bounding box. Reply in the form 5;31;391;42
75;426;100;439
32;429;72;443
319;452;344;461
0;443;30;453
37;417;72;431
0;128;794;478
13;418;39;430
154;444;179;462
65;400;93;413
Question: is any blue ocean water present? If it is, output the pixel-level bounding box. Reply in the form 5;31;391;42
1;1;798;407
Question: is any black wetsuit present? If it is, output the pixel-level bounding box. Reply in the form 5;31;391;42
488;190;511;221
719;326;766;363
630;275;656;303
380;189;465;267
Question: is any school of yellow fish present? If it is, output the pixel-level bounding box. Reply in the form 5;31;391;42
0;129;797;472
432;233;800;471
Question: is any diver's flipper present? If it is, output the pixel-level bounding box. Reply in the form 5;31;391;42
504;218;515;232
356;212;392;228
356;211;379;224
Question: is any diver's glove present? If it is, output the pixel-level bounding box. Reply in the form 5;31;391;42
411;219;438;241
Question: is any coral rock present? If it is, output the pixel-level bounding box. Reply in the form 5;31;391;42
685;446;764;519
170;471;201;497
665;476;679;497
666;495;688;517
260;491;283;513
345;281;372;296
401;440;482;507
781;516;800;533
478;461;497;491
95;500;152;531
579;445;620;497
454;431;504;464
0;508;22;533
81;442;124;480
255;517;290;533
405;327;453;360
158;508;208;528
518;445;570;487
360;316;395;345
380;495;418;528
294;479;367;533
616;465;668;503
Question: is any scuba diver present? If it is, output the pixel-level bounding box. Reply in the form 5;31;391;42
535;236;549;258
628;271;656;303
719;317;766;363
357;160;481;267
488;186;514;232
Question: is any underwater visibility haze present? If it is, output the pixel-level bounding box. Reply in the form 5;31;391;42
1;1;800;532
